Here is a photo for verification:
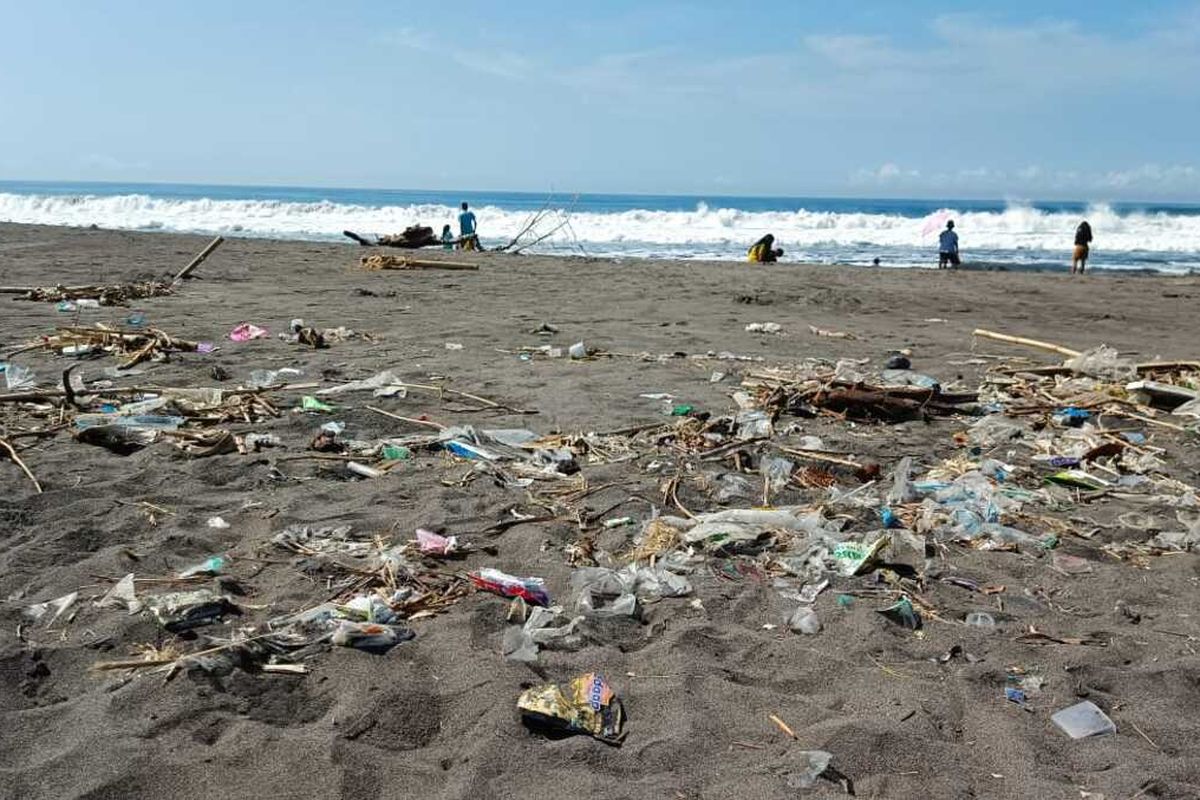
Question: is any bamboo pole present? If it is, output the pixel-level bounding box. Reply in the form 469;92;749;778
972;329;1081;358
173;236;225;282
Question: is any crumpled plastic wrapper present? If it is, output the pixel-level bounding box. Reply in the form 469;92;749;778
518;672;625;743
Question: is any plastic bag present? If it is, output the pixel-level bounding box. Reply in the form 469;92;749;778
1064;345;1136;382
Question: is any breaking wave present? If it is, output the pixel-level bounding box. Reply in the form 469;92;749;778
2;189;1199;269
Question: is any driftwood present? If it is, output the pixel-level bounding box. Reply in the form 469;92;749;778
0;282;174;305
972;329;1081;358
807;386;974;422
344;226;440;249
173;235;224;282
361;254;479;271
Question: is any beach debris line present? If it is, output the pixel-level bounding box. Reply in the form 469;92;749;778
0;281;175;306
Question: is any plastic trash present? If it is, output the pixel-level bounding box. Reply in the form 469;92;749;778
715;473;756;503
470;568;551;606
340;595;398;623
788;606;822;635
784;751;833;790
416;528;456;556
502;606;584;662
1052;407;1091;428
518;673;624;743
243;432;282;450
965;611;996;628
572;563;692;618
95;573;142;614
568;341;588;359
317;370;407;398
381;444;412;461
206;516;231;529
127;311;147;327
25;592;79;626
248;367;303;389
887;456;918;505
1005;687;1026;705
761;456;794;493
229;323;269;342
178;555;225;578
347;461;383;479
878;596;921;629
880;369;940;390
331;621;414;653
967;415;1026;447
147;589;237;631
745;322;782;334
832;537;887;576
735;409;773;439
1064;345;1136;382
4;364;36;390
300;396;335;413
1052;700;1116;738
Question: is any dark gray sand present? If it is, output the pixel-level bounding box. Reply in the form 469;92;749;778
2;222;1200;799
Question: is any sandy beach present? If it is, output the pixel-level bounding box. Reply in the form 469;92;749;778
3;221;1200;800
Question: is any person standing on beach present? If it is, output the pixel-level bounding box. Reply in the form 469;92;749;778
938;220;960;269
1072;220;1093;274
458;201;478;251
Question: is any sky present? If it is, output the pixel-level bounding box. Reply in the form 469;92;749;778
1;1;1198;200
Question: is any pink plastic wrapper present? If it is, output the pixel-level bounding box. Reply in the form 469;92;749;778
416;528;456;556
229;323;269;342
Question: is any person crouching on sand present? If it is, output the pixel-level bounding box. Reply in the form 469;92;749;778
441;224;455;250
1072;220;1093;274
938;220;960;269
748;234;784;263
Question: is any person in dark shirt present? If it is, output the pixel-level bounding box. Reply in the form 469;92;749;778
1072;220;1093;274
938;221;960;269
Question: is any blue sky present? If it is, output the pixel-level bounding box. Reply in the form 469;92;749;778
1;1;1197;200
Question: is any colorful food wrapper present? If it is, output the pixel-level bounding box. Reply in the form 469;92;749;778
470;568;550;606
518;672;625;743
832;537;887;576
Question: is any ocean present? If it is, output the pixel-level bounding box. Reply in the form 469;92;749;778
2;180;1198;273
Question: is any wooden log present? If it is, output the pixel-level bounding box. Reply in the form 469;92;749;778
173;236;225;282
399;258;480;271
972;329;1081;358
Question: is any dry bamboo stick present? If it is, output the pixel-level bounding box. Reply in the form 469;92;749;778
972;329;1081;358
173;236;225;282
0;437;43;493
366;405;446;429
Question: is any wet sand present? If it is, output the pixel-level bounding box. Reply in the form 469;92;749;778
3;222;1200;800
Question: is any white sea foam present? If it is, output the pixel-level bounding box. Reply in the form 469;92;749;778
2;192;1198;263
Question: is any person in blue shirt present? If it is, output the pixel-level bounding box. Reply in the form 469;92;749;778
458;201;478;251
938;220;960;269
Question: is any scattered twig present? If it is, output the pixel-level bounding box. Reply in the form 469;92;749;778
0;437;43;493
